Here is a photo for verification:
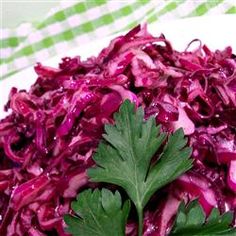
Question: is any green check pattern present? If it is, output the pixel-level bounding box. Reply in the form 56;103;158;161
1;0;235;80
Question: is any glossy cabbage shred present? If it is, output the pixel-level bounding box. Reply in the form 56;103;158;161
0;25;235;236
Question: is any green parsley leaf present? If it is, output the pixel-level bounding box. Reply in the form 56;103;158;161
88;100;193;235
171;199;236;235
64;189;130;236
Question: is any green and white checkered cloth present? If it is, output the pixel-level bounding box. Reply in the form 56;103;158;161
1;0;235;80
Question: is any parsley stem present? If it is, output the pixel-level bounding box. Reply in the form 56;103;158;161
137;207;143;236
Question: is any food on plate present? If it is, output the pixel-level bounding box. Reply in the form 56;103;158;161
0;24;235;235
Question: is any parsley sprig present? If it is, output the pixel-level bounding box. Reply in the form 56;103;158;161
64;189;130;236
171;199;236;235
88;100;192;235
64;101;235;235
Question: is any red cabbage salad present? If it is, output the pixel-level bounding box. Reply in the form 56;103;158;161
0;24;235;236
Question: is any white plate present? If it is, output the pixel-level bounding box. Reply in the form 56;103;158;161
1;15;236;119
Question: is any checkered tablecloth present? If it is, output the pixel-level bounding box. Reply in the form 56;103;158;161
1;0;235;80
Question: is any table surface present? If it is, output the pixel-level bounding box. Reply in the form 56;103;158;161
1;1;57;28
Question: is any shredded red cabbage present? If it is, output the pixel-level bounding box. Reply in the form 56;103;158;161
0;24;235;236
